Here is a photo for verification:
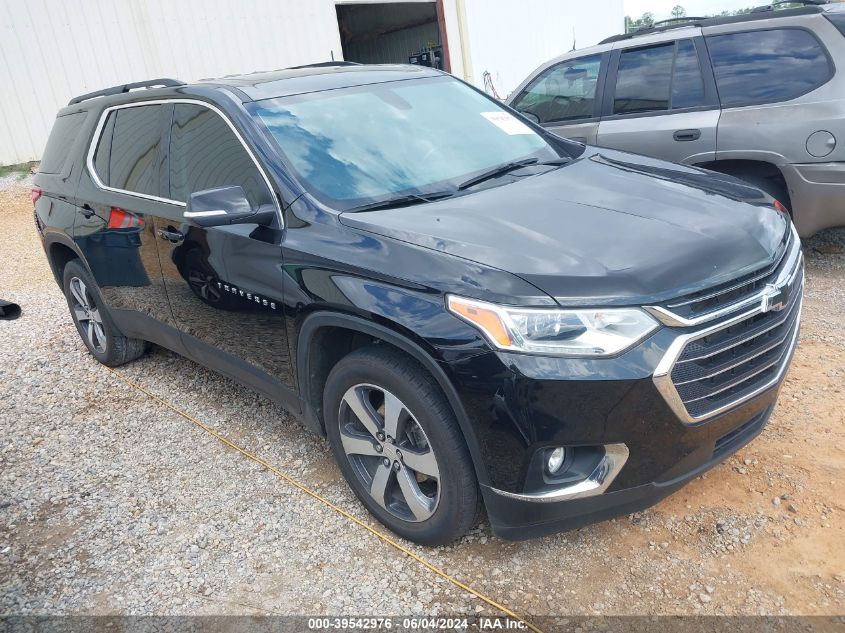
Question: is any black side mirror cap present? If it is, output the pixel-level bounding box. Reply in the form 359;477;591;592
518;109;540;125
184;186;275;227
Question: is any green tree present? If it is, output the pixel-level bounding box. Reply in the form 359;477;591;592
671;5;687;19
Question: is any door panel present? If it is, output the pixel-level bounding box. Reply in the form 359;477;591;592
596;38;719;164
154;102;296;394
545;121;600;145
596;109;719;163
74;104;176;326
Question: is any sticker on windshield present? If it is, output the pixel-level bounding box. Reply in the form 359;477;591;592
480;111;535;135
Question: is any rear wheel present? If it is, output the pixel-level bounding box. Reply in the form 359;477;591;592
62;259;147;366
323;346;480;545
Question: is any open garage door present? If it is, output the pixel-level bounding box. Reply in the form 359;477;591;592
336;1;449;71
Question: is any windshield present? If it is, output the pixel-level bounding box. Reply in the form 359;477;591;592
249;75;572;210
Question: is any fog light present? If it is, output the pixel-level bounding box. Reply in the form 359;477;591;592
547;447;565;474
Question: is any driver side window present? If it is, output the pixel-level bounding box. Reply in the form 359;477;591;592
512;55;603;125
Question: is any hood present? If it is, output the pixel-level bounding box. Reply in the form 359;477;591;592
339;150;790;306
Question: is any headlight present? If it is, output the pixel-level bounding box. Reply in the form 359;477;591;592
447;295;658;357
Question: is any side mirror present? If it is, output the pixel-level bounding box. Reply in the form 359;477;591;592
518;110;540;124
184;186;275;227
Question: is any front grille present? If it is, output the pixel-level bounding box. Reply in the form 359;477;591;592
652;224;804;423
669;270;802;420
662;230;792;321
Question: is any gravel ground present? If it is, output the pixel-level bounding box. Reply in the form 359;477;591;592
1;180;843;619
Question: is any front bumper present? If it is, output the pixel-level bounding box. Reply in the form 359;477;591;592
484;399;777;540
445;237;803;540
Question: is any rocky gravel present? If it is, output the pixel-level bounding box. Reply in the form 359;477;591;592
1;181;843;618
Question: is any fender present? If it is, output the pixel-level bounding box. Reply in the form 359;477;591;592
42;232;92;287
296;311;492;488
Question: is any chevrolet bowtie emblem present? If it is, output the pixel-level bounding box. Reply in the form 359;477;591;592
762;281;790;313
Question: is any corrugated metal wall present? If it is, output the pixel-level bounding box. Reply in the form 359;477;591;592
0;0;344;165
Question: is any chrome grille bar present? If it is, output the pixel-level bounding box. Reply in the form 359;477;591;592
647;225;801;328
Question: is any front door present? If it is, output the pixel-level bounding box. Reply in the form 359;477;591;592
509;53;607;145
596;38;720;164
153;102;296;400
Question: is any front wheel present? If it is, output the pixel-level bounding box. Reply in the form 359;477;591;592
323;346;480;545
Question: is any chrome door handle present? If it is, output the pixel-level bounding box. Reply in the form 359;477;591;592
156;227;184;243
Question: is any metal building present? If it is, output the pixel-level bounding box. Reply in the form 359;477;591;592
0;0;623;166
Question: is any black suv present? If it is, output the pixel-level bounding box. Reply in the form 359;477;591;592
34;64;803;545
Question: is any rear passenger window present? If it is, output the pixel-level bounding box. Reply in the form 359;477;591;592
613;39;707;115
40;112;87;174
92;104;162;197
511;55;603;124
706;29;833;106
168;104;272;209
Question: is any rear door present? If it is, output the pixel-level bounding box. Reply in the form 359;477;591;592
509;53;608;144
154;101;296;400
74;102;177;332
596;37;720;164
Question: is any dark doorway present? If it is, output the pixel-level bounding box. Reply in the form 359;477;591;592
336;2;449;71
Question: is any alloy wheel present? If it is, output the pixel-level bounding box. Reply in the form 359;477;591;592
69;277;107;354
187;269;222;303
338;383;441;522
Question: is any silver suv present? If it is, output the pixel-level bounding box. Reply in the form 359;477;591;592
507;2;845;237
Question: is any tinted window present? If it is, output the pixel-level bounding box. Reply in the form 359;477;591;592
169;104;272;209
92;112;115;185
40;112;86;174
614;44;674;114
672;40;705;109
101;105;162;196
512;55;603;123
707;29;832;106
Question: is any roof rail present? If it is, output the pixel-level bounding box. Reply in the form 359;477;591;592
287;61;361;69
600;4;827;44
651;16;709;27
68;78;185;106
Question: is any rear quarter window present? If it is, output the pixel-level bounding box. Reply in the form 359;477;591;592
706;28;833;107
40;112;87;174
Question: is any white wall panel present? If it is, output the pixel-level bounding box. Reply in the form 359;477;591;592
463;0;624;98
0;0;345;165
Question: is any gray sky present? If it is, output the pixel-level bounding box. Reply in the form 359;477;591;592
624;0;756;19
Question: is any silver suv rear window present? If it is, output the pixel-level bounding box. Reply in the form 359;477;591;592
706;28;833;107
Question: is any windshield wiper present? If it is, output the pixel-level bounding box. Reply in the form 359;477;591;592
538;156;573;166
346;191;456;213
457;158;539;191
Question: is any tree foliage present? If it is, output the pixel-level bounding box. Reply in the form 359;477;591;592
624;5;758;33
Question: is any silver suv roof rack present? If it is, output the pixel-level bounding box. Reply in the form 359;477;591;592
601;3;830;45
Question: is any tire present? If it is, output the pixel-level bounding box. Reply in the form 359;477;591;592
323;346;480;545
62;259;147;366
